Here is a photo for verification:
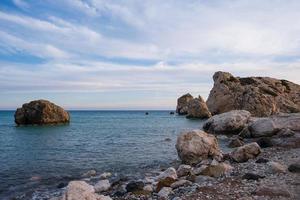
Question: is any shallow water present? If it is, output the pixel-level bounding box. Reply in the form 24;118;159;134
0;111;229;199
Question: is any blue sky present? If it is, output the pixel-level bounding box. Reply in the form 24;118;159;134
0;0;300;109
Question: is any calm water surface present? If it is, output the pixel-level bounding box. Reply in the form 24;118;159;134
0;111;213;199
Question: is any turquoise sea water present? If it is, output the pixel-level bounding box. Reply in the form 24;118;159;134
0;110;209;199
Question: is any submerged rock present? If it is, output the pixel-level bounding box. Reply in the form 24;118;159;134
203;110;251;134
176;130;222;165
230;142;261;162
186;96;211;119
176;93;194;115
15;99;70;125
206;71;300;117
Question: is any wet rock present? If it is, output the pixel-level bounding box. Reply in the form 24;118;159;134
176;164;192;177
126;180;144;192
82;170;97;178
288;162;300;173
256;158;269;163
255;137;273;148
176;130;222;165
157;187;173;200
94;179;111;192
203;110;251;134
186;96;211;119
206;71;300;117
268;161;287;173
242;173;265;180
176;93;194;115
15;99;70;125
170;180;192;189
228;137;244;148
99;172;112;179
170;111;175;115
200;163;233;178
156;167;177;191
230;142;261;163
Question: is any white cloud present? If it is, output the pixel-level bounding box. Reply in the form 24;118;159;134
12;0;29;9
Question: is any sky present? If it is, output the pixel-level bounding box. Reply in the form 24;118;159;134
0;0;300;110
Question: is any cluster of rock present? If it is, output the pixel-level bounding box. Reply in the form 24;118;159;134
176;71;300;118
14;100;70;125
206;71;300;117
176;94;211;119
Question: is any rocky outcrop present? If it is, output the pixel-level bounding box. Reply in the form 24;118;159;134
15;99;70;125
176;93;194;115
230;142;261;162
206;71;300;117
186;96;211;119
176;130;222;165
203;110;251;134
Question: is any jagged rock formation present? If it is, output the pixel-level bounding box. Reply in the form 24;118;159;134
14;99;70;125
176;93;194;115
206;71;300;117
186;96;212;119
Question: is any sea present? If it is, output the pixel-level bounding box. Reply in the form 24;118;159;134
0;110;228;199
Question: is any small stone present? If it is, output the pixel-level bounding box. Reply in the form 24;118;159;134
143;184;153;192
242;173;265;180
256;158;269;163
268;161;287;173
99;172;112;179
158;187;173;200
94;179;111;192
288;162;300;173
170;180;192;189
126;180;144;192
82;170;97;178
176;164;192;177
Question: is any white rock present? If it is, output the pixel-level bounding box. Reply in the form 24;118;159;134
157;167;177;181
62;181;98;200
158;187;173;200
94;179;111;192
99;172;112;179
176;130;222;165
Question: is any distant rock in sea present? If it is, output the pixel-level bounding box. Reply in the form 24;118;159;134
206;71;300;117
176;93;193;115
186;96;211;119
14;99;70;125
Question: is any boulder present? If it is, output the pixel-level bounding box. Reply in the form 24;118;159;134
94;179;111;192
186;96;211;119
230;142;261;162
15;99;70;125
200;163;233;178
176;93;194;115
203;110;251;134
62;181;111;200
248;113;300;138
206;71;300;117
176;130;222;165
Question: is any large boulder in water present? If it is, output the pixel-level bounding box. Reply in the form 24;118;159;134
186;96;212;119
176;93;194;115
203;110;251;134
14;99;70;125
176;130;222;165
206;71;300;117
